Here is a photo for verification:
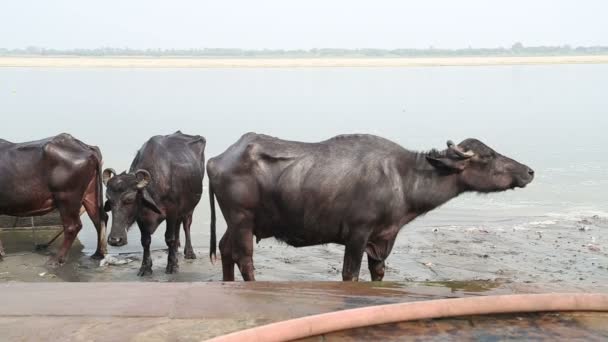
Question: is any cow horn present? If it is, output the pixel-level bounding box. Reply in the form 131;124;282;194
135;169;152;189
102;168;116;185
446;140;475;158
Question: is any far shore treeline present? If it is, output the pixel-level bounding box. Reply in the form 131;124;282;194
2;43;608;58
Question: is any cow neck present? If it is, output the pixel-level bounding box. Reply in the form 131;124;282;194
403;152;463;215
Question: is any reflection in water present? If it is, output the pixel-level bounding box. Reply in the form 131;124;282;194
424;280;502;293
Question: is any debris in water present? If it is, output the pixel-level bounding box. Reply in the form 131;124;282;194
100;255;134;267
38;272;46;277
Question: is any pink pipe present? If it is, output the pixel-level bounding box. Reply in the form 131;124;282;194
206;293;608;342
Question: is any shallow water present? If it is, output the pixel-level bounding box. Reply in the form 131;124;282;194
0;65;607;282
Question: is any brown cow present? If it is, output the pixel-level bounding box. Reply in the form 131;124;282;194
0;133;107;265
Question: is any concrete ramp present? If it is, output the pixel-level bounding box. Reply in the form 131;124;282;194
0;282;606;341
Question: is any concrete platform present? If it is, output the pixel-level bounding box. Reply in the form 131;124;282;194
0;281;607;341
0;212;61;229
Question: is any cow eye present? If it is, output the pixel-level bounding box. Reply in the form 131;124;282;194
480;152;494;160
122;192;137;204
475;154;492;164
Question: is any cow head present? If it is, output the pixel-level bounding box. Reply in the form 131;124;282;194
426;139;534;192
102;168;162;247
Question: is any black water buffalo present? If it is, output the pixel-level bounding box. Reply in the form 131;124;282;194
0;133;107;264
208;133;534;281
103;131;206;275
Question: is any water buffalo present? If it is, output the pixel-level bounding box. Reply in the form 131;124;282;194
0;133;107;265
103;131;206;276
208;133;534;281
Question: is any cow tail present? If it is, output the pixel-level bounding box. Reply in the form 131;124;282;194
209;182;217;264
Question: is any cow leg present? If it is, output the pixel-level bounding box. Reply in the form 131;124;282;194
367;257;385;282
182;212;196;259
235;235;255;281
48;196;83;266
366;238;396;282
83;193;107;260
342;233;369;281
35;229;63;250
165;217;180;274
230;211;256;281
219;231;235;281
137;222;153;276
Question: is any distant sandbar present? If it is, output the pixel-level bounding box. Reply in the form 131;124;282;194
1;55;607;68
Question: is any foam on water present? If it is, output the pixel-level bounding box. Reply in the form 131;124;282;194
545;209;608;222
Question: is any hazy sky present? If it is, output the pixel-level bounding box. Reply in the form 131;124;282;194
1;1;606;49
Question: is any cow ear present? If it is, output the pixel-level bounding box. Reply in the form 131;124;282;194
104;200;112;212
140;189;162;214
426;156;467;172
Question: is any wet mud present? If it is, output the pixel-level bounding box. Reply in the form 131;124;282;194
0;214;606;287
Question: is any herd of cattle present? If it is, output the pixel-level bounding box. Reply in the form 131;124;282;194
0;131;534;281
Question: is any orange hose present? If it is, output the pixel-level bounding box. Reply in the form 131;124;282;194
205;293;608;342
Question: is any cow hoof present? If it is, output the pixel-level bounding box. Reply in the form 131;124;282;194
137;268;153;277
165;264;179;274
184;250;197;260
90;252;105;260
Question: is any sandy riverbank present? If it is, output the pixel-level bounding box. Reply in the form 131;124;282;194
0;213;605;285
1;55;607;68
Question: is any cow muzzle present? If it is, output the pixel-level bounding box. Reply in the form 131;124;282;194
521;166;535;186
108;236;127;247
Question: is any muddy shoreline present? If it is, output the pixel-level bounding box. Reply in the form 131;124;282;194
0;213;606;288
